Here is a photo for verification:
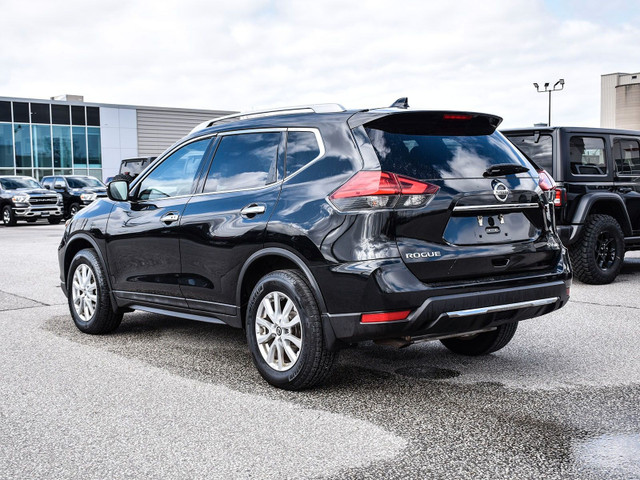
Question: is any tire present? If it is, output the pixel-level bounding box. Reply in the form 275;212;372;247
2;205;17;226
67;248;123;334
440;322;518;356
68;203;81;218
48;217;62;225
245;269;337;390
112;173;135;183
569;214;625;284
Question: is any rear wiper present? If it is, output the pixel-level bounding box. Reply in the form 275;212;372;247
483;163;530;177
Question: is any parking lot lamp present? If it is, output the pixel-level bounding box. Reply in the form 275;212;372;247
533;79;565;126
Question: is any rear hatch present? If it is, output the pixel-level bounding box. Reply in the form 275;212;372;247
359;111;559;283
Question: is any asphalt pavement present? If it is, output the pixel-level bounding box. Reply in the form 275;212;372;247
1;223;639;479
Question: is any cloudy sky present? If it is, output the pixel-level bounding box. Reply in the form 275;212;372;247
1;0;639;128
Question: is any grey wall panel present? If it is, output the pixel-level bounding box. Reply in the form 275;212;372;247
136;108;234;156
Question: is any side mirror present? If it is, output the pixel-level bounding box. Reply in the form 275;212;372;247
44;184;50;189
108;180;129;201
54;182;65;189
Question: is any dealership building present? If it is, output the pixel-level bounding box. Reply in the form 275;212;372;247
0;95;233;182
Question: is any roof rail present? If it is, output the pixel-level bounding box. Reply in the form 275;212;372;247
189;103;346;134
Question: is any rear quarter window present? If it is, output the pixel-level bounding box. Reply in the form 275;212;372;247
365;128;529;179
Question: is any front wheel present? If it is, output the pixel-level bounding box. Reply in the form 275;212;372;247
246;270;337;390
440;322;518;356
68;248;122;334
68;203;81;218
2;205;17;226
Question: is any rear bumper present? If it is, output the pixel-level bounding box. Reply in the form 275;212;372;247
323;279;569;344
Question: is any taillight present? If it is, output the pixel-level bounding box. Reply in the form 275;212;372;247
328;171;439;211
537;169;556;191
554;187;566;207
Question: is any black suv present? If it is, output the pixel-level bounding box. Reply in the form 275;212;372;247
41;175;107;218
58;103;571;389
1;176;63;226
503;127;640;284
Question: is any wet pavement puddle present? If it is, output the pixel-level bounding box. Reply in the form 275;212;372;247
572;433;640;478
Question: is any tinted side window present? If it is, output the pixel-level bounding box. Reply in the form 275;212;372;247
505;134;553;172
613;138;640;176
204;133;280;193
286;131;321;177
138;139;210;200
569;137;607;175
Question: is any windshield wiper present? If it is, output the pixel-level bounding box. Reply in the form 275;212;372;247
483;163;530;177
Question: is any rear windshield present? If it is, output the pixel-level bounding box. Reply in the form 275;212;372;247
121;158;152;175
504;134;553;172
364;128;530;179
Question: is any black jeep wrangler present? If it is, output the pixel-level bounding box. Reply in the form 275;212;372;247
504;127;640;284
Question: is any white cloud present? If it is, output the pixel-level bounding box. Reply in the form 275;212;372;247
1;0;639;128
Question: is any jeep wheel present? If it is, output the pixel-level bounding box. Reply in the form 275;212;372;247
2;205;16;226
440;322;518;356
68;248;123;334
246;270;336;390
569;214;624;284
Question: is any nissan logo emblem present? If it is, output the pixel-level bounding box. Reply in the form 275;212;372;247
492;180;509;202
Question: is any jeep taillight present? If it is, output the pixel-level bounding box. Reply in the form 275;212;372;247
554;187;566;207
328;171;439;211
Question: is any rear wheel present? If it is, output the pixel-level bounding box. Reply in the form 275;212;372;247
68;248;122;334
440;322;518;356
569;214;624;284
246;270;337;390
2;205;16;226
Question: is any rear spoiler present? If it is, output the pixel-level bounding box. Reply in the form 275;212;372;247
348;110;503;136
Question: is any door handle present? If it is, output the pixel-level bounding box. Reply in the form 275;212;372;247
240;204;266;217
160;212;180;224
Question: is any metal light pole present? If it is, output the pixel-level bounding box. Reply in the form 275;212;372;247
533;79;565;126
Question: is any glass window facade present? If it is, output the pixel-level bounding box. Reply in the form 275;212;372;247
0;100;101;180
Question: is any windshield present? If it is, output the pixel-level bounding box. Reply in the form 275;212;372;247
0;177;42;190
67;177;104;188
365;129;530;179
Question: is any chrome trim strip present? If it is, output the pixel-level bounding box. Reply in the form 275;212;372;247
129;305;226;325
453;203;539;212
446;297;559;318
